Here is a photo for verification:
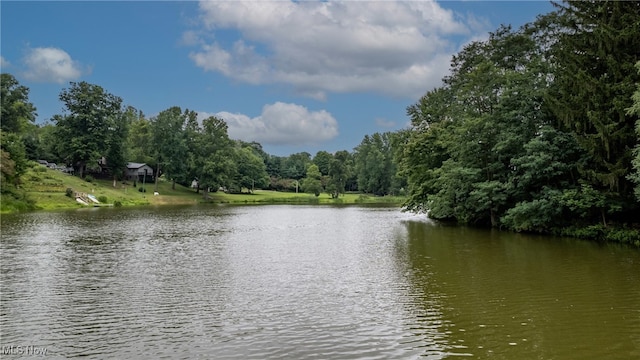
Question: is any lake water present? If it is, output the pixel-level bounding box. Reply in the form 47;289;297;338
1;205;639;359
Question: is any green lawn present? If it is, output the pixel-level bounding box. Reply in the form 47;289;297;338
211;190;405;205
3;163;405;213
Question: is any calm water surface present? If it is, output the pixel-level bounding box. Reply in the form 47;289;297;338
1;205;639;359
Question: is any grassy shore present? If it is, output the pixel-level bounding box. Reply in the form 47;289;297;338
1;163;405;213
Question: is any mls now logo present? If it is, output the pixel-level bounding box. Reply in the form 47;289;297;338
1;345;48;356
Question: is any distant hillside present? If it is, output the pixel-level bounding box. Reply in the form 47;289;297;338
1;162;404;213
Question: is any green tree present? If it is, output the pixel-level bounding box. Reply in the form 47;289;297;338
245;141;270;165
0;133;35;212
265;155;284;180
313;150;332;176
388;130;409;195
104;105;135;187
327;150;349;198
183;110;202;192
442;27;546;225
0;73;37;195
0;146;16;189
233;145;269;193
194;116;235;199
37;123;63;163
282;152;312;180
301;164;322;196
150;106;189;190
21;126;42;160
402;87;455;213
126;110;154;166
1;73;37;134
397;2;640;239
403;25;552;227
546;0;640;205
0;131;27;183
502;126;584;231
55;81;123;178
354;132;399;195
628;62;640;201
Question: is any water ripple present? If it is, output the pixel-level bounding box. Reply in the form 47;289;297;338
1;206;639;359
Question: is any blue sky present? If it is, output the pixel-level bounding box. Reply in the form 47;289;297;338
1;1;554;156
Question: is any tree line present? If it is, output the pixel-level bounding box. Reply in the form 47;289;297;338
401;1;640;243
2;0;639;243
1;75;406;202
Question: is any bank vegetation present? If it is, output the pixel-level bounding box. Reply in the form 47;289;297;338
2;1;639;245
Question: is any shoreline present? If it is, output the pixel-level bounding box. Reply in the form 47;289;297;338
1;194;405;215
1;163;405;214
4;163;637;248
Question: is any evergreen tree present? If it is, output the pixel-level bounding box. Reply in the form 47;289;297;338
547;0;640;200
627;61;640;201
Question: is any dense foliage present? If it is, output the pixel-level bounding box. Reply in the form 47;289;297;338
2;0;638;244
1;74;38;211
1;76;405;202
401;0;639;244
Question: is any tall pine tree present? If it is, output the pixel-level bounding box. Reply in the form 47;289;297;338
547;1;640;200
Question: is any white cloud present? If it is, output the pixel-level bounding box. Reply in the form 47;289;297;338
196;111;216;123
22;47;87;83
375;118;397;128
188;0;481;99
180;30;201;46
0;56;10;68
210;102;338;146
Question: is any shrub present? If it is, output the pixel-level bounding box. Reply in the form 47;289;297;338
113;200;122;207
65;188;74;198
85;175;94;183
604;228;640;246
138;187;146;193
98;195;108;203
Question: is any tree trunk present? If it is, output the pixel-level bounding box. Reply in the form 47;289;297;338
203;187;209;200
77;162;85;179
113;175;117;188
172;178;176;190
490;209;498;228
154;163;160;192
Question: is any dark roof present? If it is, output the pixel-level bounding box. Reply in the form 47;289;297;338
126;162;150;169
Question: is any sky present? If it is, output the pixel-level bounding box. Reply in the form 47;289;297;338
1;0;555;156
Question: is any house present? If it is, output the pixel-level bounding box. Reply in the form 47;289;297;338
125;162;154;183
